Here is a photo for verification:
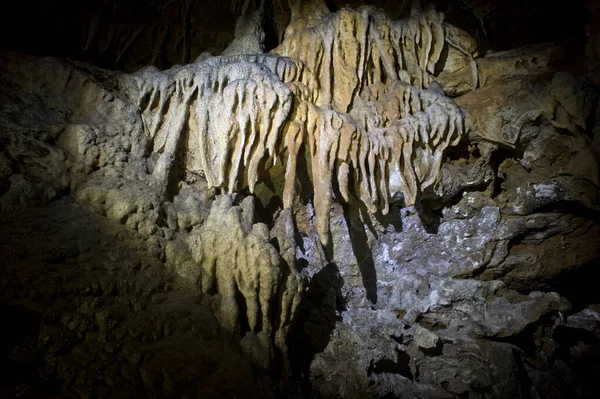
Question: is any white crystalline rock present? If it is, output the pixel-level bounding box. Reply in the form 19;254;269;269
533;183;558;199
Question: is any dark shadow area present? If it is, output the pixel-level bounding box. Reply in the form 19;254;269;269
492;311;600;399
371;202;404;234
235;287;252;335
415;313;447;332
324;0;339;12
287;262;345;395
165;90;197;203
341;200;378;304
324;161;382;305
0;0;238;71
553;326;598;350
296;145;316;205
552;258;600;313
0;307;41;355
551;325;600;398
367;348;413;380
444;135;478;162
434;0;587;55
416;200;443;234
0;306;50;398
253;192;285;230
486;146;525;199
552;327;600;399
0;197;275;398
513;348;534;399
534;201;600;225
262;0;281;53
434;41;450;76
493;314;553;358
420;340;444;357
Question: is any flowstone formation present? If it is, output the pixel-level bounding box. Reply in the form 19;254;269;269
1;0;600;398
122;1;471;245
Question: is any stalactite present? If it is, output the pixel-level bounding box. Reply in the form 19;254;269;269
122;49;464;245
121;4;469;247
272;5;476;112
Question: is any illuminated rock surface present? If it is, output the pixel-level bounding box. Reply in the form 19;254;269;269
1;1;599;398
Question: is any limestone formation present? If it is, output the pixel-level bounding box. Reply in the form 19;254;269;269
121;55;295;196
166;195;302;368
274;2;478;106
1;1;599;398
222;3;267;56
121;4;471;244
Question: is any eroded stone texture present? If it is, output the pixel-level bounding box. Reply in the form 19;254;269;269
1;1;599;398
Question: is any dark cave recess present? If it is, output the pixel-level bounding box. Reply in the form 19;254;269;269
0;0;588;71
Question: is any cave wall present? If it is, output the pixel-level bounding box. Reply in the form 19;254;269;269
1;0;599;398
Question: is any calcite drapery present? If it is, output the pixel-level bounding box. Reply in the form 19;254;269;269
121;6;469;245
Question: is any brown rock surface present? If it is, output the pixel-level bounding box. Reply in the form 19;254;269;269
1;1;599;398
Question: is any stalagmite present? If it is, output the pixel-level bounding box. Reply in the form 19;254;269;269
178;195;302;365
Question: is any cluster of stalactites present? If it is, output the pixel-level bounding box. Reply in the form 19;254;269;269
272;5;469;113
353;80;465;200
124;33;466;245
122;56;303;193
280;80;464;245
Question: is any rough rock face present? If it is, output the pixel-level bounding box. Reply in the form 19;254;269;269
1;0;599;398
